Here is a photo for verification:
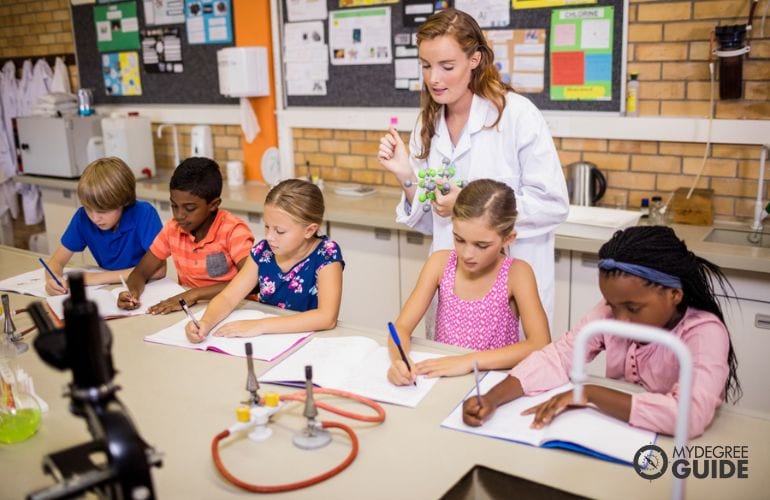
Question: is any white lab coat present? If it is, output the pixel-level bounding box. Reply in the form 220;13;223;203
17;59;51;224
396;92;569;327
0;61;19;219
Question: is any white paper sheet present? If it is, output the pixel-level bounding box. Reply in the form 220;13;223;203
46;277;185;320
0;268;104;298
144;309;311;361
286;0;327;22
260;336;443;408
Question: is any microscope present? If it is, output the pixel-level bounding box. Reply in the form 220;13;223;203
26;273;161;500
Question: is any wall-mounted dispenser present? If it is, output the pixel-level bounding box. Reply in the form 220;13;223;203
191;125;213;159
217;47;270;98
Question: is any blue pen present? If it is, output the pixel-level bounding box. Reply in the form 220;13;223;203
39;257;64;288
388;322;416;386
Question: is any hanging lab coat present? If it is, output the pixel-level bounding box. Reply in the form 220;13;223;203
17;59;52;225
0;61;19;219
50;57;72;94
396;92;569;327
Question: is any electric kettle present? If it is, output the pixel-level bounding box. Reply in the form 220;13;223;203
568;161;607;206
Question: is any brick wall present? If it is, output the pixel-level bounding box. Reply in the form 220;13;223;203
294;0;770;221
0;0;78;87
152;124;243;175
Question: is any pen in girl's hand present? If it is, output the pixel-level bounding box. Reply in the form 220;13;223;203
179;298;200;328
387;321;416;386
472;360;482;406
39;258;64;288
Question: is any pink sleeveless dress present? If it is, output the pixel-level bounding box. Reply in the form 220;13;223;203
435;251;520;350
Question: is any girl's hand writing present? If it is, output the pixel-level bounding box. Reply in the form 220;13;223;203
117;290;140;310
432;179;461;218
213;319;263;338
414;354;472;378
185;319;212;343
387;358;416;386
377;128;412;181
521;389;588;429
462;394;497;427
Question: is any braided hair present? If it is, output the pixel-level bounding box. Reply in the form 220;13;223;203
598;226;742;403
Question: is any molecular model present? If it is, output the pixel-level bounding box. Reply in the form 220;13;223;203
412;165;464;212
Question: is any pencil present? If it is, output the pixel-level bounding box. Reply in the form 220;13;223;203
387;322;416;386
120;274;135;303
39;257;64;288
472;360;482;406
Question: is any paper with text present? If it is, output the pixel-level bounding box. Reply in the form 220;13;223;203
0;267;105;298
260;336;444;408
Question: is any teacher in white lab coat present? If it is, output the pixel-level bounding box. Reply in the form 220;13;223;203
378;8;569;329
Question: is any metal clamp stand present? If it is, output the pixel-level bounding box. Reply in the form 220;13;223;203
292;365;332;450
25;273;161;500
3;293;28;354
570;319;693;500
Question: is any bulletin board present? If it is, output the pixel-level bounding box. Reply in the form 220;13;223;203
71;2;237;105
280;0;626;112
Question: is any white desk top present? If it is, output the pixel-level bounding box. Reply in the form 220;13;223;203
1;245;768;499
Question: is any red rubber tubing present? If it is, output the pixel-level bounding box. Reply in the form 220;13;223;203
210;388;385;493
212;421;358;493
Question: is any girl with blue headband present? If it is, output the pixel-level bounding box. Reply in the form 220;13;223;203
462;225;741;438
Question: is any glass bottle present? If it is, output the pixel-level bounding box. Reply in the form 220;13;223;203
626;72;640;117
0;340;41;444
650;196;663;225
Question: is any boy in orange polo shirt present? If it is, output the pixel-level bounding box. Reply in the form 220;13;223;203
118;157;254;314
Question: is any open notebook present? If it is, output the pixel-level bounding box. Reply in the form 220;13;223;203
46;277;186;321
0;267;104;298
260;336;444;408
441;371;656;465
144;309;311;362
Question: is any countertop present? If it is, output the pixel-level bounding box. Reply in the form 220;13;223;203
2;245;769;500
16;174;770;275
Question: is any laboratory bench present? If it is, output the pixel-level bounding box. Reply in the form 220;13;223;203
1;245;769;500
14;175;770;419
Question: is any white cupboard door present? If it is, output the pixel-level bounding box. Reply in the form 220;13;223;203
570;252;605;376
398;231;432;339
553;249;571;339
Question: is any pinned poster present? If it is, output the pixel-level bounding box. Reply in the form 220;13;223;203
339;0;399;6
403;0;448;27
485;29;546;93
329;7;392;65
143;0;186;26
94;2;140;52
513;0;597;9
456;0;510;28
550;6;613;101
185;0;233;44
141;27;184;73
286;0;327;22
102;51;143;96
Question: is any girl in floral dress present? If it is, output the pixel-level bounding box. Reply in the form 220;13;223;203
185;179;344;342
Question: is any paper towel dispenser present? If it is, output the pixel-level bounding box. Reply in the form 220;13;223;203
217;46;270;98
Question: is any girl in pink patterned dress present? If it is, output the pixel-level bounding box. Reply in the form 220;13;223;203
388;179;551;386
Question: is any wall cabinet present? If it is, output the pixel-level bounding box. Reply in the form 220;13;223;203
328;222;401;331
398;231;432;339
717;270;770;418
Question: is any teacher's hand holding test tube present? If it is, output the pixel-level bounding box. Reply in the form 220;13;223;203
387;322;416;386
